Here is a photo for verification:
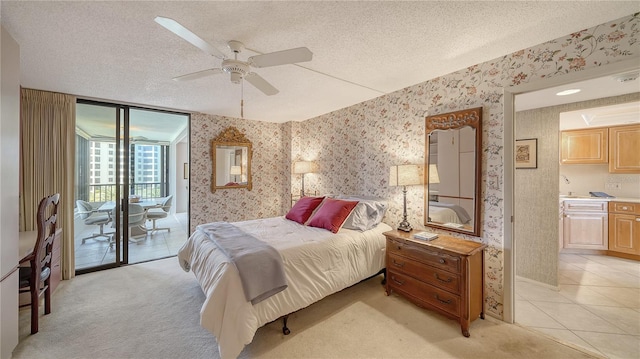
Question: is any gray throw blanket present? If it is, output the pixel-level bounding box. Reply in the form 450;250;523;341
429;201;472;224
197;222;288;305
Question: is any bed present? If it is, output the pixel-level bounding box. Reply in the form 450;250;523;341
428;201;471;225
178;196;390;359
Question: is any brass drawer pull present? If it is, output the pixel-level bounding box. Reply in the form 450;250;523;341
392;259;405;268
391;276;405;286
439;258;445;264
434;273;452;283
435;294;452;305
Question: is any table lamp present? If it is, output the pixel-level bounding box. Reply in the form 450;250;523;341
389;164;424;232
293;161;315;197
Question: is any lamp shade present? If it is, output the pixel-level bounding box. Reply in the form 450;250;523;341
428;164;440;184
389;164;423;187
230;165;242;175
293;161;315;174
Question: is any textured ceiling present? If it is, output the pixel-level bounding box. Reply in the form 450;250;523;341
1;1;639;123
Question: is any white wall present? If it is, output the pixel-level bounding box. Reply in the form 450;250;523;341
0;25;21;359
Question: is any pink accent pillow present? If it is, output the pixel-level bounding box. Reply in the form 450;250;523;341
285;196;325;224
308;198;359;233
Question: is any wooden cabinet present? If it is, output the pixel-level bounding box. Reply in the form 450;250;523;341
608;202;640;259
384;230;486;337
560;128;608;164
609;124;640;174
562;200;608;250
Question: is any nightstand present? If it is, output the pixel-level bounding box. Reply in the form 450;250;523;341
384;229;487;337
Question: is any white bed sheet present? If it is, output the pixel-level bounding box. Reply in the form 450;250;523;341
178;216;392;359
428;206;462;224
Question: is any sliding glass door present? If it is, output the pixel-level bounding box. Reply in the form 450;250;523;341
74;100;189;273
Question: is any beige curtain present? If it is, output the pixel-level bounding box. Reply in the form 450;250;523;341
20;88;76;279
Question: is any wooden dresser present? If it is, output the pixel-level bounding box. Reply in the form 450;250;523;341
384;230;486;337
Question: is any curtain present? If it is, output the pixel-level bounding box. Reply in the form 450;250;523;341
20;88;76;279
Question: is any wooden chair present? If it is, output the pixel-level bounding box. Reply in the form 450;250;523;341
19;193;60;334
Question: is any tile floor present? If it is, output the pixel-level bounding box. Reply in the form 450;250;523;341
74;212;189;270
516;253;640;359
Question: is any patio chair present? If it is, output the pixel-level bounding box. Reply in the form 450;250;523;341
146;195;173;234
76;200;112;244
109;203;147;248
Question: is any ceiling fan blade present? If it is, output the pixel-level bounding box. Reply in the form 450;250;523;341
244;73;279;96
154;16;226;59
248;47;313;68
173;68;223;82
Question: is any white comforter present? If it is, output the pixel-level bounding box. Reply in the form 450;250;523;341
178;216;392;359
429;206;463;224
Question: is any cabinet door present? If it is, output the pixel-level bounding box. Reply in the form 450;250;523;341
608;213;640;255
561;128;608;164
563;212;608;249
609;124;640;174
437;131;460;197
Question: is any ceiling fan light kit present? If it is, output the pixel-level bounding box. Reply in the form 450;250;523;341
155;16;313;97
222;59;250;84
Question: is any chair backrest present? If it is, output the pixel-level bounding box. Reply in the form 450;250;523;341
32;193;60;291
160;195;173;213
128;203;146;226
76;200;93;220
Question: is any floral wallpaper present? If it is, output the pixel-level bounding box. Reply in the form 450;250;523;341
189;113;292;230
191;13;639;319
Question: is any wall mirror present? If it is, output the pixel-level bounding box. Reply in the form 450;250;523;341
211;126;252;193
424;107;482;237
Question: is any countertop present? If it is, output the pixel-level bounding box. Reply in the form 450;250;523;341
559;196;640;203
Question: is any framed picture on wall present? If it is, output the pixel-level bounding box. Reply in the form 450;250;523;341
516;138;537;169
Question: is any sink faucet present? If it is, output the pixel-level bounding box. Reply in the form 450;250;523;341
561;175;570;184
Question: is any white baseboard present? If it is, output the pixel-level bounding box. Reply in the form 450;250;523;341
515;275;560;291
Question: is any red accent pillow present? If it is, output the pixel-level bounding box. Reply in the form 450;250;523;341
285;196;325;224
308;198;359;233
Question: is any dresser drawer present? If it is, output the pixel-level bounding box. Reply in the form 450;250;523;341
387;237;461;274
388;252;461;293
610;202;640;215
388;270;460;318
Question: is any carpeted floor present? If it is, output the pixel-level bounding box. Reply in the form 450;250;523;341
13;258;602;359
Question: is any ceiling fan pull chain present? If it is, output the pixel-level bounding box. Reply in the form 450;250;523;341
241;80;244;119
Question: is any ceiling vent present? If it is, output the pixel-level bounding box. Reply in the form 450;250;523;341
612;71;639;83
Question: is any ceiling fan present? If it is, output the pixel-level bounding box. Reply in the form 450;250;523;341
154;16;313;96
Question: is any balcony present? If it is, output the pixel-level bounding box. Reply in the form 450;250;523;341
74;182;188;270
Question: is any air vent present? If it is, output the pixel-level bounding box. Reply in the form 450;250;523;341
612;71;639;83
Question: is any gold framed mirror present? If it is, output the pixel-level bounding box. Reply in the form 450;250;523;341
211;126;252;193
424;107;482;237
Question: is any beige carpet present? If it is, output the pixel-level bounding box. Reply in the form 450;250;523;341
14;258;602;359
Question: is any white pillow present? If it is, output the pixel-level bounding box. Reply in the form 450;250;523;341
338;195;388;231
